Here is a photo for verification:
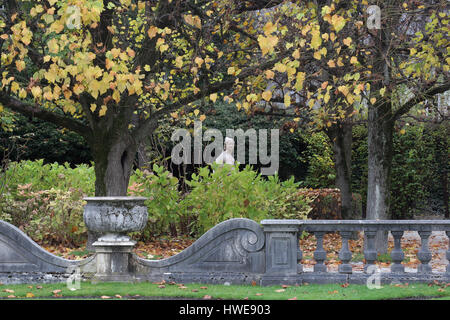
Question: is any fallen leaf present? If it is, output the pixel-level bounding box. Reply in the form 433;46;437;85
115;294;122;299
178;286;188;289
282;284;291;288
52;289;61;294
203;295;212;299
341;283;349;288
275;289;286;293
328;290;339;294
7;295;15;298
158;285;166;289
191;289;199;292
255;293;263;296
26;292;35;298
101;295;111;299
200;286;208;290
3;289;14;293
288;297;298;300
36;286;43;289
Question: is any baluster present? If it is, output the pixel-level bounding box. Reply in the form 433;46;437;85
364;230;377;273
390;231;405;273
297;233;303;273
446;231;450;274
338;231;353;274
313;231;327;273
417;231;432;273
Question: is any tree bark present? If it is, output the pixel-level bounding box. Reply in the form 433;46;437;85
84;124;138;250
366;101;394;254
328;122;354;220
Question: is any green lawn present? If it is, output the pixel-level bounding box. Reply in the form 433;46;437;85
1;281;449;300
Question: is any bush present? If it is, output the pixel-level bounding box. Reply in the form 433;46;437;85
2;184;87;247
3;159;95;197
184;163;312;235
300;132;336;188
0;160;313;244
128;164;183;239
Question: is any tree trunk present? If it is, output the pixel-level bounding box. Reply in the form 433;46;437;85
85;132;137;251
328;123;354;220
366;101;394;254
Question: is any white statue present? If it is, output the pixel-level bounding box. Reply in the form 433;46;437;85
215;137;235;166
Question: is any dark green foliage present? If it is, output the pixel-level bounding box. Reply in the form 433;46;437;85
352;123;447;219
0;113;92;166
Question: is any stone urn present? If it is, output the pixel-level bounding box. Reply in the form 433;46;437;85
83;197;148;282
83;196;148;242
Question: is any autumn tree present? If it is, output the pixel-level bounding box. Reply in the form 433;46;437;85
0;0;290;197
250;0;449;252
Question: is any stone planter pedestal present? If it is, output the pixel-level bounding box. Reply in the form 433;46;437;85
83;197;148;282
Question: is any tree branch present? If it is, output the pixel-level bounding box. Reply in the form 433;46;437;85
393;82;450;121
0;92;91;138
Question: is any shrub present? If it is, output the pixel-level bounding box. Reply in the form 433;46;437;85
2;184;87;247
300;132;336;188
128;164;182;239
3;159;95;197
184;163;312;235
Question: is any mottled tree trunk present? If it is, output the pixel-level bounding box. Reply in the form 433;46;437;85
328;122;354;220
366;101;394;254
85;132;137;251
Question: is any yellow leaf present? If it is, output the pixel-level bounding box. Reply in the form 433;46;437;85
26;293;35;298
90;104;97;112
284;94;291;107
370;97;376;104
99;105;107;117
147;26;158;39
258;35;279;56
311;28;322;49
400;129;406;135
15;60;25;72
199;114;206;121
210;93;217;102
331;14;346;32
31;86;42;99
295;72;305;91
194;109;200;116
343;37;352;46
48;38;59;54
274;63;287;73
265;70;275;79
195;57;204;67
262;91;272;101
170;112;178;119
263;21;277;36
350;56;358;65
175;56;183;68
338;85;350;96
314;51;322;60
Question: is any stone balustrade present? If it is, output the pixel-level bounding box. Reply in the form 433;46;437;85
261;219;450;285
1;218;449;285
